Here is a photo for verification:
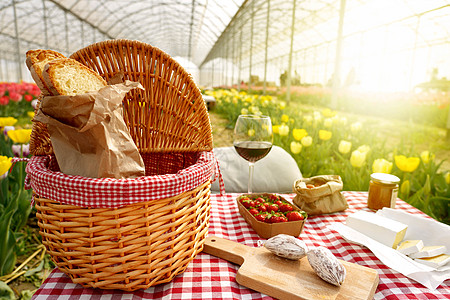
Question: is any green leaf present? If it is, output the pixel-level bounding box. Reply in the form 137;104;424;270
24;259;44;277
19;290;34;300
0;281;14;300
0;209;17;276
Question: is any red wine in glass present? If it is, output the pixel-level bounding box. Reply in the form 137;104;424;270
233;115;273;193
234;141;272;163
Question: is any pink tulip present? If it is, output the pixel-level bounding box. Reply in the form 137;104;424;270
12;144;30;157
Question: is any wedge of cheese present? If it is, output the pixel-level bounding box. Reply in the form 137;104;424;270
409;245;447;259
397;240;424;255
346;211;408;248
415;254;450;268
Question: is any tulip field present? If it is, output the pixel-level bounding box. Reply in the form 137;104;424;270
0;81;449;297
0;82;48;297
205;88;450;225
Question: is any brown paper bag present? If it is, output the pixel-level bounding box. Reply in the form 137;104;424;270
33;80;146;179
293;175;348;215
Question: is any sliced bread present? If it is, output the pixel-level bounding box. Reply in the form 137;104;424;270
26;49;66;95
42;58;107;96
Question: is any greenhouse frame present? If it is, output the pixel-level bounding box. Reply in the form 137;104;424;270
0;0;448;97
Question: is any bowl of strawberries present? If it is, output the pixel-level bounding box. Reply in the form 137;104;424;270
236;193;307;239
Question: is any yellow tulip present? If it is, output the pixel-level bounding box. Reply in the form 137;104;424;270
395;155;420;173
278;124;289;136
27;111;35;119
281;114;289;123
290;141;302;154
241;108;249;115
372;158;393;174
279;101;286;110
338;140;352;154
357;145;371;154
313;111;322;123
7;129;32;144
272;125;280;134
303;115;313;125
249;106;259;114
0;117;18;127
445;172;450;185
319;130;332;141
351;122;362;134
0;156;12;178
248;129;255;137
301;136;313;147
322;108;336;118
323;118;333;128
400;180;410;195
293;128;308;141
420;151;434;164
350;150;366;168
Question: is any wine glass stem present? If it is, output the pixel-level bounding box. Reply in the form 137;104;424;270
248;162;255;193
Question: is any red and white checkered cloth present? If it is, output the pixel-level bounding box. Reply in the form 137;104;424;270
25;151;219;208
31;192;450;299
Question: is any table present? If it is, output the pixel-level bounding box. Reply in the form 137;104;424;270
31;192;450;299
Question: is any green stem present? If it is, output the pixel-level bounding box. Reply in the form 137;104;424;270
19;145;24;191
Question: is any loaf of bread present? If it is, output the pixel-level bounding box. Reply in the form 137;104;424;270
26;49;66;95
26;48;145;179
42;58;106;96
26;50;107;97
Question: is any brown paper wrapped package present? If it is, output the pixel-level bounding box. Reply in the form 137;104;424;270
33;80;146;179
293;175;348;215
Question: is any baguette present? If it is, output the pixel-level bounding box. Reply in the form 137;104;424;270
42;58;107;96
26;49;66;95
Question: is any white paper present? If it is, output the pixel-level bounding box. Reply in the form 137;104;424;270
328;208;450;290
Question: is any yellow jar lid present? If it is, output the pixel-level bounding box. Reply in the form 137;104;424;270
370;173;400;184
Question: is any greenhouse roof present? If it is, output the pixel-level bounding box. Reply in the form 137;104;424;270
0;0;449;90
0;0;245;66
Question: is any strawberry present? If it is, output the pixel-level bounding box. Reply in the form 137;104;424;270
255;197;265;204
274;200;283;206
267;203;279;212
268;213;287;223
257;203;267;212
279;203;294;212
242;200;256;208
239;196;250;203
268;194;278;201
286;211;305;221
267;214;278;223
255;212;269;222
248;208;259;215
278;214;288;222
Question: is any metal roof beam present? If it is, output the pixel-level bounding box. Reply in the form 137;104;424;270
46;0;113;39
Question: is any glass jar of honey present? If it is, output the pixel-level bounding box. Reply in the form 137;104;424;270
367;173;400;210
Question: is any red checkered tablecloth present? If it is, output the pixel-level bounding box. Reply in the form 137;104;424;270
31;192;450;300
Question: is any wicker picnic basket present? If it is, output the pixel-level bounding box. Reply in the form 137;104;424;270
27;39;215;291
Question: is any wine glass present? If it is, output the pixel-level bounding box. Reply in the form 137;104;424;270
233;114;273;193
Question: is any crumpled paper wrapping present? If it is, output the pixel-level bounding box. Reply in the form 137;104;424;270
293;175;348;215
328;208;450;290
34;80;146;179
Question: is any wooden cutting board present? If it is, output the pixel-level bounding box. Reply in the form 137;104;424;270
203;236;378;300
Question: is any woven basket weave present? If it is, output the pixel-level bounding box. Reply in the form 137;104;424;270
29;39;213;291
